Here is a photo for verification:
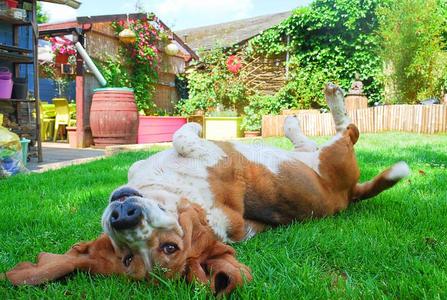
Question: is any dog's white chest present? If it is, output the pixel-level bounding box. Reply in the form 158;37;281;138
127;148;232;241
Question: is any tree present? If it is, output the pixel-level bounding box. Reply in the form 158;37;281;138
37;3;48;24
378;0;447;103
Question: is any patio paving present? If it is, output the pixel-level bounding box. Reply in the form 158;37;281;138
27;142;105;173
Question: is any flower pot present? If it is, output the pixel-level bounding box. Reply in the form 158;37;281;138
0;67;13;99
204;117;243;140
67;126;77;148
244;130;261;138
138;116;187;144
194;109;205;116
55;53;69;64
90;88;138;147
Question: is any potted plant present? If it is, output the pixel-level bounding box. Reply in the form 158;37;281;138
241;109;261;138
242;94;280;138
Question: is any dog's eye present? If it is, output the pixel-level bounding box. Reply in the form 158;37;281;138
158;204;166;212
123;254;133;267
160;243;178;255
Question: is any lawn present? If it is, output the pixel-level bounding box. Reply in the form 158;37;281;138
1;132;446;299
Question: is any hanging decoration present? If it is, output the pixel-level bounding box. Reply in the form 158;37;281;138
118;14;137;44
118;28;137;44
164;40;179;56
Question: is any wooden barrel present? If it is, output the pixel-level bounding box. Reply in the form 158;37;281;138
90;88;138;148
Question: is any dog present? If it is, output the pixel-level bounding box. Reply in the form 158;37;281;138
6;83;410;295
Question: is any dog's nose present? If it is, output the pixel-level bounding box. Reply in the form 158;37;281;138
110;200;143;230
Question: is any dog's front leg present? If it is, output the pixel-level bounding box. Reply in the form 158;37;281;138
284;115;318;152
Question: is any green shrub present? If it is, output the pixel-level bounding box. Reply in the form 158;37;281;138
241;94;287;131
96;56;132;88
176;48;249;116
378;0;447;103
249;0;385;105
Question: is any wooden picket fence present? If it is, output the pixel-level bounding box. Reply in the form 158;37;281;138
262;104;447;137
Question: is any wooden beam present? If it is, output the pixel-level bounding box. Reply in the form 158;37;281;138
32;0;43;162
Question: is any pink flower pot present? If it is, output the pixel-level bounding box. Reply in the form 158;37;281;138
138;116;187;144
0;68;13;99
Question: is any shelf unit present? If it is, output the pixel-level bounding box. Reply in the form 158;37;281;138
0;2;42;162
0;98;36;102
0;14;31;25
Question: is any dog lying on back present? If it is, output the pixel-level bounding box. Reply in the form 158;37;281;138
6;83;410;295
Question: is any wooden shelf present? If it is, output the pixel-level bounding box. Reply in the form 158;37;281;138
0;14;31;25
0;98;35;102
0;51;33;64
0;44;32;54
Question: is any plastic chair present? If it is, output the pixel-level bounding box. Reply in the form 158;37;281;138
39;102;55;141
53;98;76;142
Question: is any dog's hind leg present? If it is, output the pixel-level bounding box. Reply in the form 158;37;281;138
284;115;318;152
324;83;352;134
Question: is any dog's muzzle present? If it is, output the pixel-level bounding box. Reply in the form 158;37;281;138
109;198;143;230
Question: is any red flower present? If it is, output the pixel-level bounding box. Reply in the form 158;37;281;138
226;55;242;74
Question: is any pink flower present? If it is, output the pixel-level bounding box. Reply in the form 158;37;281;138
226;55;242;74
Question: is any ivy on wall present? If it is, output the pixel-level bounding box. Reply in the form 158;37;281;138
249;0;385;106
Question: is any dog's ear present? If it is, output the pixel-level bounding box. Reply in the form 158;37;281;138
6;234;146;285
187;241;252;296
177;202;252;296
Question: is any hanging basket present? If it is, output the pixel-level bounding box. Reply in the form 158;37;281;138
55;53;69;64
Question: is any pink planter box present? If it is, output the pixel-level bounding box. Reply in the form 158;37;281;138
138;116;187;144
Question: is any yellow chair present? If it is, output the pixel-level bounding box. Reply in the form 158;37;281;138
0;113;3;126
53;98;76;142
39;102;55;141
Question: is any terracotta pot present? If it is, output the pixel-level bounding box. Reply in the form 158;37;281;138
194;109;205;116
55;53;69;64
67;126;77;148
244;130;261;138
90;88;138;148
138;116;187;144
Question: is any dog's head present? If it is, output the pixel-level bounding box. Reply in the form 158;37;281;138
102;186;251;295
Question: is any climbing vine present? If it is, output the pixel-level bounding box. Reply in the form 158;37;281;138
249;0;385;105
110;16;169;114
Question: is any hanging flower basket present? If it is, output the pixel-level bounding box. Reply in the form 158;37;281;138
49;37;76;65
226;55;242;74
55;53;69;64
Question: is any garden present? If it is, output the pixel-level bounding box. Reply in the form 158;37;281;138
1;132;446;298
173;0;447;137
31;0;447;144
1;0;447;298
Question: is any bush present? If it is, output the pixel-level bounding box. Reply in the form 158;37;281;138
378;0;447;103
241;94;287;131
176;48;249;116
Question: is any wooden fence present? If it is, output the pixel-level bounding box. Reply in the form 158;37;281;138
262;104;447;137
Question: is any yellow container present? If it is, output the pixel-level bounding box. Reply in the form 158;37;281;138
204;117;243;140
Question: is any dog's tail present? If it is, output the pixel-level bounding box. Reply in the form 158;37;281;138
351;161;410;202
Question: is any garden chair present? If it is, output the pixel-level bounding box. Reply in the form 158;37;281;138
52;98;76;142
0;113;3;126
39;102;55;141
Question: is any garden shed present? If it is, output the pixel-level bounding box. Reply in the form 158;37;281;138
38;13;198;148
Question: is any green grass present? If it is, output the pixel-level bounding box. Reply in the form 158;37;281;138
1;133;447;299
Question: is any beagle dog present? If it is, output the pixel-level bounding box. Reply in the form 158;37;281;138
6;83;410;295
